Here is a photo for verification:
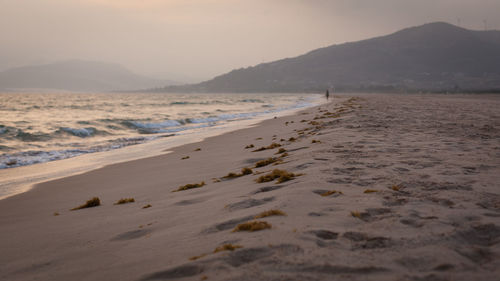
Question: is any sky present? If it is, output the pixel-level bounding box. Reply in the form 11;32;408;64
1;0;499;82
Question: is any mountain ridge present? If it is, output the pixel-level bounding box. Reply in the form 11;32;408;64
158;22;500;93
0;60;176;92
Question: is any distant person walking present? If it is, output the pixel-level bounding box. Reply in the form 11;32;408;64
325;89;330;100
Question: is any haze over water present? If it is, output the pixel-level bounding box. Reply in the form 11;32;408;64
0;92;320;169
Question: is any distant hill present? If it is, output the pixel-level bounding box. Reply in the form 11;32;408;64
0;60;176;92
159;22;500;93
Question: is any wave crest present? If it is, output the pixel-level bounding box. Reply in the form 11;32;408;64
57;127;108;138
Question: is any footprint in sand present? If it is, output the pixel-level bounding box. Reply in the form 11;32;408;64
313;189;343;197
202;215;255;233
251;185;284;194
225;197;275;211
140;244;304;280
111;229;152;241
351;208;392;222
174;197;206;206
141;264;204;280
342;232;392;249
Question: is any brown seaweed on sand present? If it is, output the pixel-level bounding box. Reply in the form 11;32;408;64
114;198;135;205
233;221;272;232
252;142;281;152
71;197;101;211
173;182;206;192
222;167;253;179
254;209;286;219
213;244;243;253
255;158;279;168
256;169;299;184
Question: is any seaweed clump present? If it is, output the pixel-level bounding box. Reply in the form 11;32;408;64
252;142;281;152
364;189;378;193
213;244;243;253
255;209;286;219
222;167;253;179
114;198;135;205
71;197;101;211
190;243;244;261
321;190;343;197
142;204;152;209
245;144;254;149
255;157;279;168
189;254;207;261
222;172;239;179
173;181;206;192
233;221;272;232
391;184;402;191
351;211;362;218
241;167;253;175
276;148;286;154
256;169;298;184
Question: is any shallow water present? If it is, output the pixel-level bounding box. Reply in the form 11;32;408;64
0;92;320;169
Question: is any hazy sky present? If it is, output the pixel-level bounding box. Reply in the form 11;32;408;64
1;0;499;82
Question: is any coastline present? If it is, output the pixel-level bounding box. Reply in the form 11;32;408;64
0;94;324;201
1;94;499;281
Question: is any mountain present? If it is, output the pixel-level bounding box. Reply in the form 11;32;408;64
0;60;175;92
160;22;500;93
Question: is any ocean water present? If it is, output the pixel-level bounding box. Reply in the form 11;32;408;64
0;92;321;170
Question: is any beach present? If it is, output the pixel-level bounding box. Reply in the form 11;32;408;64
1;93;499;281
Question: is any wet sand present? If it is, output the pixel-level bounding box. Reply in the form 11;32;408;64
0;94;499;281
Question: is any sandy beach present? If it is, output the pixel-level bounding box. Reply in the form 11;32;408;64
1;94;499;281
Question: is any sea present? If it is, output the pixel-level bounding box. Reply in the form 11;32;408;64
0;92;323;199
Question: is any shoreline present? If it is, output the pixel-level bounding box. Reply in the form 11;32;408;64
0;95;324;201
1;93;499;281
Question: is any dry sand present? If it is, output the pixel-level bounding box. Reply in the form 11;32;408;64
0;94;499;281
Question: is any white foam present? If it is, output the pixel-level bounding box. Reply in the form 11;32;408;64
128;120;182;129
59;127;97;137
